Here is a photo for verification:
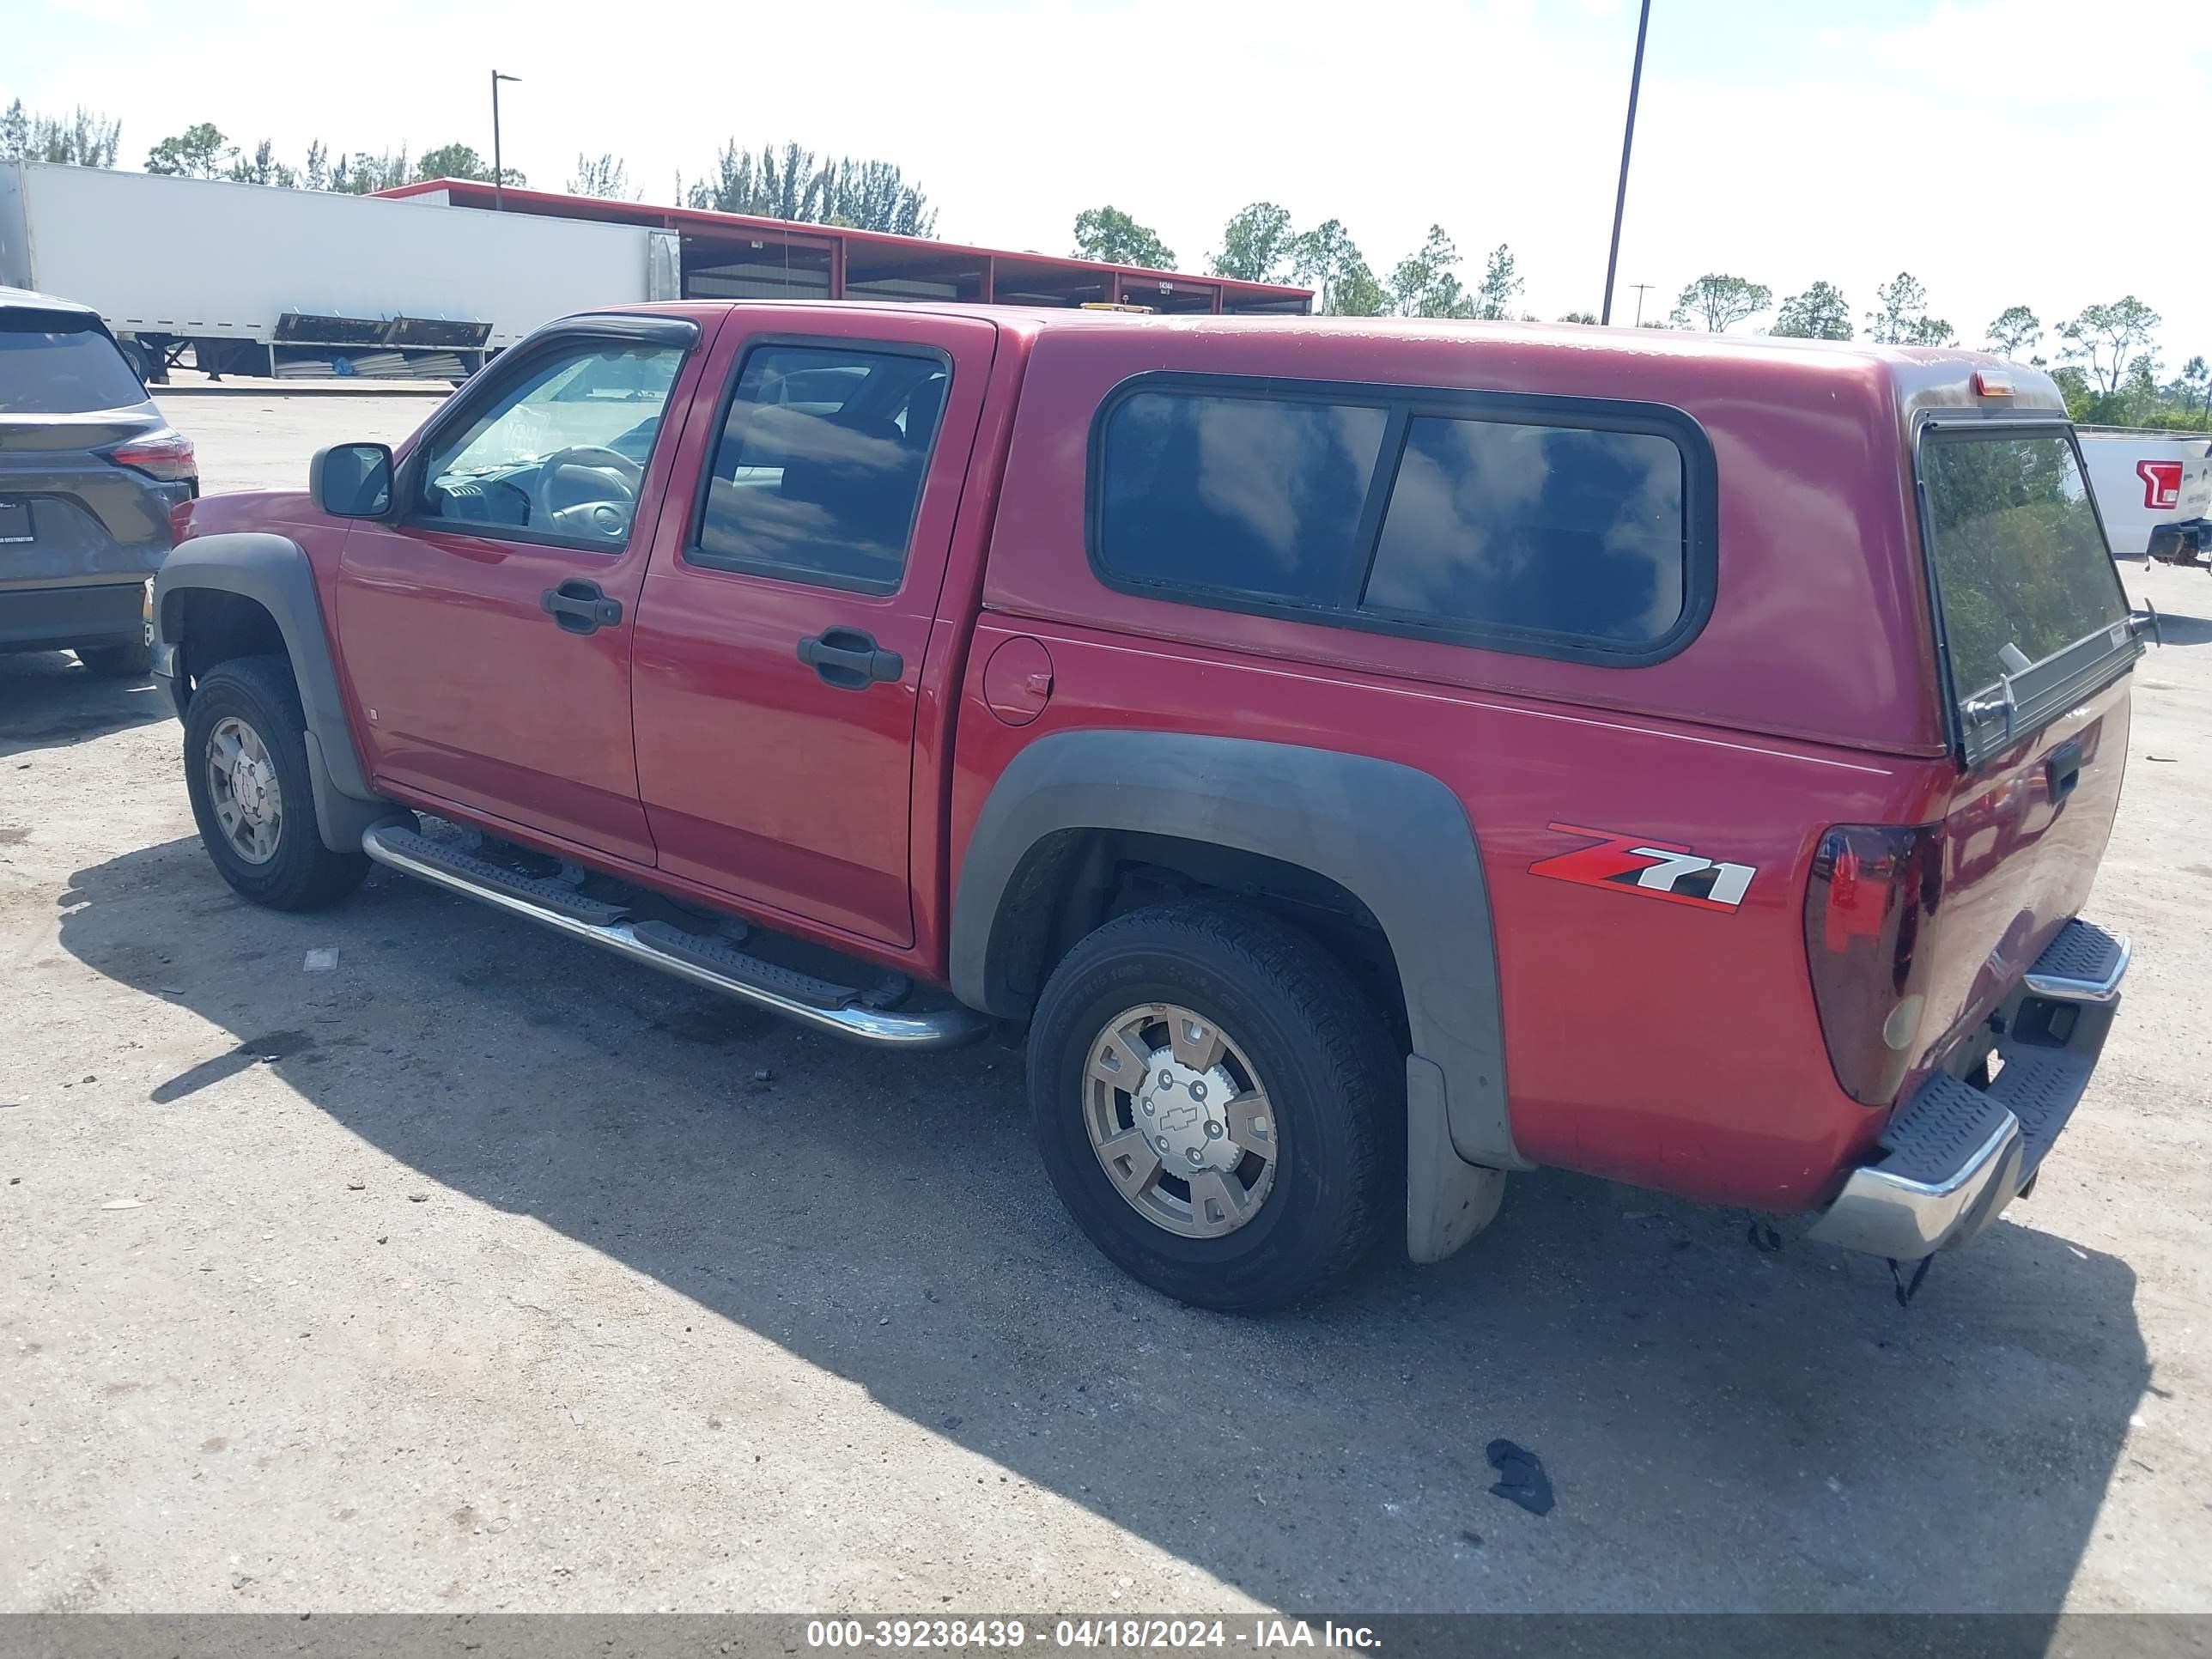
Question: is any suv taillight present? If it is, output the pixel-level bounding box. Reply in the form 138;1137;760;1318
1803;823;1945;1106
104;428;198;491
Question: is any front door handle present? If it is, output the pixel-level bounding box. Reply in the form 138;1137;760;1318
798;628;903;690
542;579;623;635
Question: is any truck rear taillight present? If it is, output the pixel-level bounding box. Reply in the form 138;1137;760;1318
1803;823;1945;1106
105;428;198;490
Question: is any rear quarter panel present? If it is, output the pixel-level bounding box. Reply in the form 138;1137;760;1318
954;323;1982;1209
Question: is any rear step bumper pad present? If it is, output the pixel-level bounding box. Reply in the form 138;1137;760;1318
1807;918;2129;1261
361;823;989;1050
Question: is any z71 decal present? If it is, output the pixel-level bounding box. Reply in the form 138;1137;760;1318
1528;822;1757;912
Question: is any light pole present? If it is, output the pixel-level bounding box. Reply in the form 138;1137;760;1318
1630;282;1654;328
490;70;520;210
1599;0;1651;326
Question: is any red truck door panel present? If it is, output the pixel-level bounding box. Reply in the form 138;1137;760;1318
335;319;711;863
629;311;999;948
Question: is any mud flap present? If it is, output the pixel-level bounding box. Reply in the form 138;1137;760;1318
1407;1055;1505;1263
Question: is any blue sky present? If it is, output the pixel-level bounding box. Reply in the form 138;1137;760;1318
9;0;2209;364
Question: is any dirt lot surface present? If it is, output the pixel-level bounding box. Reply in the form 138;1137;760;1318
3;394;2209;1614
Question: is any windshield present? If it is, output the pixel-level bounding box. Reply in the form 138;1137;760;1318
0;315;147;415
1921;430;2130;705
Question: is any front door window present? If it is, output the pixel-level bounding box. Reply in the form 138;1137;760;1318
416;343;686;548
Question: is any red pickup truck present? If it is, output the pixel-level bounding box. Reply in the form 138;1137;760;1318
155;305;2142;1311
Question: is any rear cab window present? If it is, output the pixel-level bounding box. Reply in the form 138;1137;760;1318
1090;374;1712;665
1919;427;2136;763
0;312;146;414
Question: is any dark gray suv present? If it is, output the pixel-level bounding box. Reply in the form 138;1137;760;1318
2;286;196;678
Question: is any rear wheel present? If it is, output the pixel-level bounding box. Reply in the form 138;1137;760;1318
182;655;369;910
1026;901;1399;1312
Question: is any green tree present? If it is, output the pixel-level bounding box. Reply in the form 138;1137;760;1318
2048;365;2094;422
328;149;411;194
2172;356;2209;422
689;141;823;219
228;138;297;187
1559;310;1599;325
1473;244;1522;320
3;100;120;167
1388;225;1476;319
1672;273;1771;331
2057;297;2161;396
567;153;636;199
817;158;935;236
1073;205;1175;269
1289;219;1383;315
1865;271;1955;346
1211;202;1297;283
683;143;931;234
416;142;519;185
145;122;234;179
1771;280;1852;339
1984;305;2041;359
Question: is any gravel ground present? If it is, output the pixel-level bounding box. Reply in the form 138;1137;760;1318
2;394;2209;1615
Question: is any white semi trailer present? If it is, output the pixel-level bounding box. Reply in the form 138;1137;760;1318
0;161;678;382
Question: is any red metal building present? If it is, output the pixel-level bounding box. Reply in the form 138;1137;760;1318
377;180;1314;316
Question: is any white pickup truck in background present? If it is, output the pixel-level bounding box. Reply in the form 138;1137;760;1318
2077;426;2212;568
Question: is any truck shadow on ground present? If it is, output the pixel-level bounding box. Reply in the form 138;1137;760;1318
0;651;170;760
58;837;2154;1614
2142;610;2212;647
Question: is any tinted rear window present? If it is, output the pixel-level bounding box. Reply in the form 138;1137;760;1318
1097;392;1388;602
1091;379;1706;661
1922;432;2130;701
0;316;146;415
1363;416;1685;644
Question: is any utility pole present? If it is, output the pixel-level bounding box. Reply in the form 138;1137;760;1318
1599;0;1652;326
1630;283;1655;328
490;70;520;210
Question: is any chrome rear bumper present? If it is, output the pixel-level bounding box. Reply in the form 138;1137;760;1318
1808;918;2127;1261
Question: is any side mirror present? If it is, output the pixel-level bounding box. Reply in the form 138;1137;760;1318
310;443;394;519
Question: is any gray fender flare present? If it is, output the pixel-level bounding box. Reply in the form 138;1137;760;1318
154;532;399;853
950;731;1522;1264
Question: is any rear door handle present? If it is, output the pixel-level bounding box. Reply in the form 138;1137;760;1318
798;628;903;690
542;579;623;635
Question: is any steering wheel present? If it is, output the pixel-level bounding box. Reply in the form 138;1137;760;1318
532;446;644;542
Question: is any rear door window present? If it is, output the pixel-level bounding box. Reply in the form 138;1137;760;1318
0;315;146;414
1921;429;2133;756
690;343;950;592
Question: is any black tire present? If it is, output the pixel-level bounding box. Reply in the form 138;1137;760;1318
1026;901;1400;1312
76;636;153;678
118;338;158;386
182;654;369;911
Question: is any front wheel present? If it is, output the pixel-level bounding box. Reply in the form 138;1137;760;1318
181;655;369;911
1026;902;1400;1312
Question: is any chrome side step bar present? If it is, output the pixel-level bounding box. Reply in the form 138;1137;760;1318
2021;917;2130;1005
362;823;990;1051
